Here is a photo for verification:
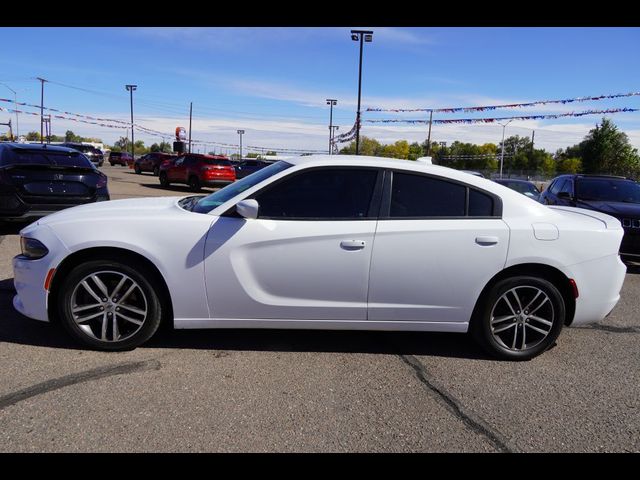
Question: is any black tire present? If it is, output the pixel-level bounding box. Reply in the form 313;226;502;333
159;172;170;187
471;275;565;361
189;176;201;192
134;164;141;174
57;259;163;351
153;166;160;176
110;162;116;166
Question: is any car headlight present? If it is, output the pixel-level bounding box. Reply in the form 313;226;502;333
20;237;49;259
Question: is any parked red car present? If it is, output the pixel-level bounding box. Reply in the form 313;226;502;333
159;153;235;191
134;152;177;176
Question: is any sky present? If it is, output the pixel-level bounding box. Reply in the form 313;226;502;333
0;27;639;155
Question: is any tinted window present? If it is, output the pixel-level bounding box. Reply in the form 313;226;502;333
4;149;93;168
256;168;378;219
390;173;466;217
469;189;494;216
549;178;566;195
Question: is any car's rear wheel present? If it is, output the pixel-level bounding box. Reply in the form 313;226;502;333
189;176;201;192
472;276;564;361
57;260;163;351
159;172;170;187
110;162;116;166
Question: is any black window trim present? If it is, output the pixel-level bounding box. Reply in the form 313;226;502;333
223;165;385;221
379;169;503;220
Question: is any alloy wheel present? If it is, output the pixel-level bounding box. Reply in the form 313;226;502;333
69;270;148;342
489;286;555;352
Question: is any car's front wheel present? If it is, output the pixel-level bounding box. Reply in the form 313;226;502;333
472;276;565;361
159;172;170;187
134;164;141;174
57;259;163;350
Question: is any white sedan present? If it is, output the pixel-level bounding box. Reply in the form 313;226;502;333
12;155;626;360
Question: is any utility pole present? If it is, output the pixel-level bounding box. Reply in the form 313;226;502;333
43;115;51;143
531;130;535;154
125;84;137;162
36;77;47;144
326;99;337;155
426;109;433;156
0;119;12;141
188;102;193;153
0;83;19;138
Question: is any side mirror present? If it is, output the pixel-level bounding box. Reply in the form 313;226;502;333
557;191;574;201
236;199;259;219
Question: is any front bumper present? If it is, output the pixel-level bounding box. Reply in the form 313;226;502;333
12;225;70;322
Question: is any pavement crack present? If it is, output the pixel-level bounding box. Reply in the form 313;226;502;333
0;359;161;411
399;354;515;453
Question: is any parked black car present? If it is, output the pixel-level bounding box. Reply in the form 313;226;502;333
539;174;640;259
0;143;109;222
60;142;104;167
134;152;177;176
494;178;541;201
234;159;273;179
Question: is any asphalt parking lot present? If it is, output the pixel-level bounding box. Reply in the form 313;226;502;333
0;163;639;452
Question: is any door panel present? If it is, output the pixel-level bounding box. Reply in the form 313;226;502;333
203;217;377;320
368;219;509;323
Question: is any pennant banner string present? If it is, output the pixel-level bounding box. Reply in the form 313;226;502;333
364;108;639;124
365;91;640;113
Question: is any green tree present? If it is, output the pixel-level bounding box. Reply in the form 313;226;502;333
339;136;383;156
65;130;81;142
556;157;582;174
572;118;640;176
407;142;423;161
25;131;41;141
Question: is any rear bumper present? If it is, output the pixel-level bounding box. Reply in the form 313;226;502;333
567;254;627;326
0;193;109;221
202;179;234;187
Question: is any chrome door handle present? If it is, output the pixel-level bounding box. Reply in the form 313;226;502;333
340;240;366;250
475;236;499;246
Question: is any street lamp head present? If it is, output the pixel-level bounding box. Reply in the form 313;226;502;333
237;129;245;134
364;34;373;42
351;33;359;41
125;84;138;92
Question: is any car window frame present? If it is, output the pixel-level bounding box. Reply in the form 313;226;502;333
378;169;503;220
237;165;385;221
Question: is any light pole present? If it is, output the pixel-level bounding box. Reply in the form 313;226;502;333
498;119;513;179
125;85;137;162
326;99;337;155
0;83;19;139
350;29;373;155
237;129;245;160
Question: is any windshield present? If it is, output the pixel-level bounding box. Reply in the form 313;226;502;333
576;178;640;203
191;161;293;214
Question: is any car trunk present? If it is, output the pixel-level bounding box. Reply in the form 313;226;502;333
2;164;99;206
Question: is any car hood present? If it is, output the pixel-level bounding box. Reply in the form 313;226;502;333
575;199;640;218
34;196;186;227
